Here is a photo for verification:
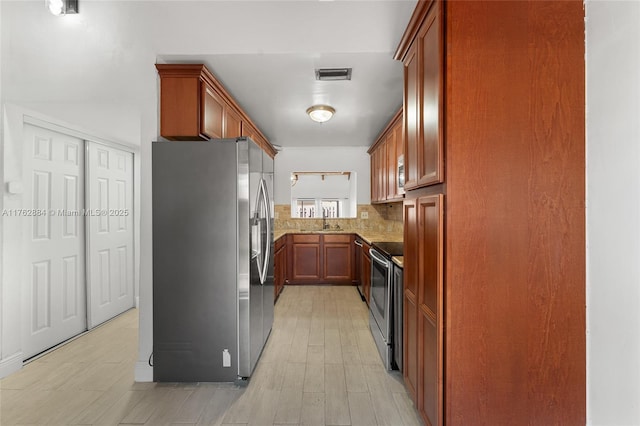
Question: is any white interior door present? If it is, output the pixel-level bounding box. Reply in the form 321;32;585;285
86;142;134;328
22;124;87;359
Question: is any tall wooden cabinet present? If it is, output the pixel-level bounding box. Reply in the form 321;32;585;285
396;0;586;424
156;63;277;158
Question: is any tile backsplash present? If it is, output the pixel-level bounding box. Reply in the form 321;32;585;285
274;203;404;234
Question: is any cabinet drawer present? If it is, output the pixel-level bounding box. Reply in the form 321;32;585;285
323;234;351;244
292;234;321;243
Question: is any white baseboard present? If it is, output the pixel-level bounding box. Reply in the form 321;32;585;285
134;360;153;382
0;352;23;379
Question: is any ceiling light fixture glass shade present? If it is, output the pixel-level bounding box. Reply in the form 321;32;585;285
46;0;78;16
306;105;335;123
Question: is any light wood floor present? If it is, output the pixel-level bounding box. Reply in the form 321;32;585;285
0;285;421;425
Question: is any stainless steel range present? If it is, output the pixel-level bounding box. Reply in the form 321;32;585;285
369;241;403;370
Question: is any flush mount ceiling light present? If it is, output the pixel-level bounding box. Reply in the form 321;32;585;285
306;105;335;123
46;0;78;16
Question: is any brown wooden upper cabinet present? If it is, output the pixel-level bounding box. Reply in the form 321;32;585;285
399;1;443;190
156;63;277;158
369;108;404;203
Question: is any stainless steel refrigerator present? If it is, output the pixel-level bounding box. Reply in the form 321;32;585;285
152;137;274;382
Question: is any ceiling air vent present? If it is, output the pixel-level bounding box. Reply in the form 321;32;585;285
315;68;352;81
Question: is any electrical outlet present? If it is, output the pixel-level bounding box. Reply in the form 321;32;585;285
361;211;369;219
223;349;231;367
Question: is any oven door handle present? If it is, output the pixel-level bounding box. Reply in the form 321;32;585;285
369;248;389;268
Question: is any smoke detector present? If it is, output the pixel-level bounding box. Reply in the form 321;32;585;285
315;68;352;81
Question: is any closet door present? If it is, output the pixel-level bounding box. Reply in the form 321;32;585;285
86;142;134;328
22;124;87;359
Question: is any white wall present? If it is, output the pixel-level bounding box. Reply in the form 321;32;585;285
586;1;640;424
274;146;371;208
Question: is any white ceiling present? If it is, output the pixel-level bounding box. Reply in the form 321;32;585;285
156;1;417;147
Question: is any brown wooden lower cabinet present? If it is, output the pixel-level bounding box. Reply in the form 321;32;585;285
290;234;322;281
323;234;352;280
404;194;444;426
287;233;355;285
274;235;287;302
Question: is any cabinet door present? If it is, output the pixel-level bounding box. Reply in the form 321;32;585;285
323;244;351;280
386;130;397;200
274;240;286;301
378;140;387;201
159;75;202;140
224;107;242;138
292;244;321;280
291;235;321;281
370;151;378;202
371;141;387;203
274;246;281;301
201;83;224;139
403;1;443;190
395;119;405;196
403;198;419;400
353;240;361;285
416;194;444;426
323;235;352;281
404;42;420;190
417;3;443;187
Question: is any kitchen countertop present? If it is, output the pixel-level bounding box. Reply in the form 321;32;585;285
274;229;403;245
392;256;404;268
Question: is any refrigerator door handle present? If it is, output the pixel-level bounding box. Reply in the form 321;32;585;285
257;178;270;285
261;178;272;286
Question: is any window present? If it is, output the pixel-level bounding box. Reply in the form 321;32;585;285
321;200;340;218
295;199;317;218
294;199;342;218
290;172;357;218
